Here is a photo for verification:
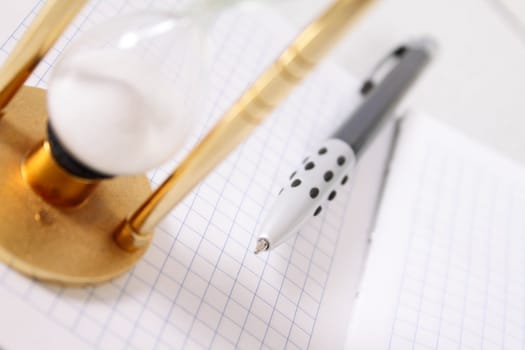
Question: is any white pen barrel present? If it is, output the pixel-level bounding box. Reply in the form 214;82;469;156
257;139;356;251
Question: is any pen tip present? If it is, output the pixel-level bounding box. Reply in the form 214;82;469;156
254;238;269;254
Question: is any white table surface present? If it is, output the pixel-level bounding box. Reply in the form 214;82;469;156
274;0;525;164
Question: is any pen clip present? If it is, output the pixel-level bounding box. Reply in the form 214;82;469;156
360;45;407;96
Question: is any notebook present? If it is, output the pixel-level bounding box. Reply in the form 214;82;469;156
345;114;525;349
2;1;524;350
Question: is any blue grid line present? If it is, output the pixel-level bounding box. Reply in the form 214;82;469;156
212;41;311;350
409;150;446;350
230;57;321;350
0;277;153;348
183;30;280;349
456;171;484;350
0;1;43;50
92;269;136;346
304;170;355;350
279;87;341;349
521;204;525;350
432;159;463;349
256;234;301;349
153;117;242;347
144;238;324;320
477;175;497;350
116;186;211;346
152;217;330;288
254;81;351;350
499;184;513;349
155;19;259;350
284;198;328;348
387;143;431;349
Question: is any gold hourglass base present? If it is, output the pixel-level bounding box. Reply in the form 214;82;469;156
0;86;152;285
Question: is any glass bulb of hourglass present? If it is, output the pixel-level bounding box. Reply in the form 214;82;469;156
47;12;208;175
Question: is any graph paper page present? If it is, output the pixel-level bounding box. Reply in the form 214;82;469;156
0;1;361;349
346;115;525;349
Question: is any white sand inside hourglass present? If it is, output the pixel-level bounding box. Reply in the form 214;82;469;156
47;49;194;175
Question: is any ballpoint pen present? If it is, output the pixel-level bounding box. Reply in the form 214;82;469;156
254;38;436;254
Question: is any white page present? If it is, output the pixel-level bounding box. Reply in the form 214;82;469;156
310;120;400;349
0;1;367;349
346;114;525;349
0;0;34;56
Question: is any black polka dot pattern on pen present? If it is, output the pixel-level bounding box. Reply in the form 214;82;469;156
318;147;327;155
290;171;296;180
310;187;319;199
341;175;349;185
302;157;309;164
305;162;315;170
328;190;337;201
278;187;284;195
314;206;322;216
324;171;333;182
291;179;301;187
337;156;345;166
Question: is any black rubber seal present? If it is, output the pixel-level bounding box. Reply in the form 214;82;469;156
47;122;113;180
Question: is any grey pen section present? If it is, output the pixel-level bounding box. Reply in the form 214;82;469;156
333;38;436;157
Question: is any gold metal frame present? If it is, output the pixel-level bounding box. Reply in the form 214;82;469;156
21;141;100;207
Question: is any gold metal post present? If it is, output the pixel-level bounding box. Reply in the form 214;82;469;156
21;141;99;207
0;0;87;111
116;0;375;250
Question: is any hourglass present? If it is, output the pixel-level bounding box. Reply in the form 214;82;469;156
0;0;372;285
0;0;211;284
